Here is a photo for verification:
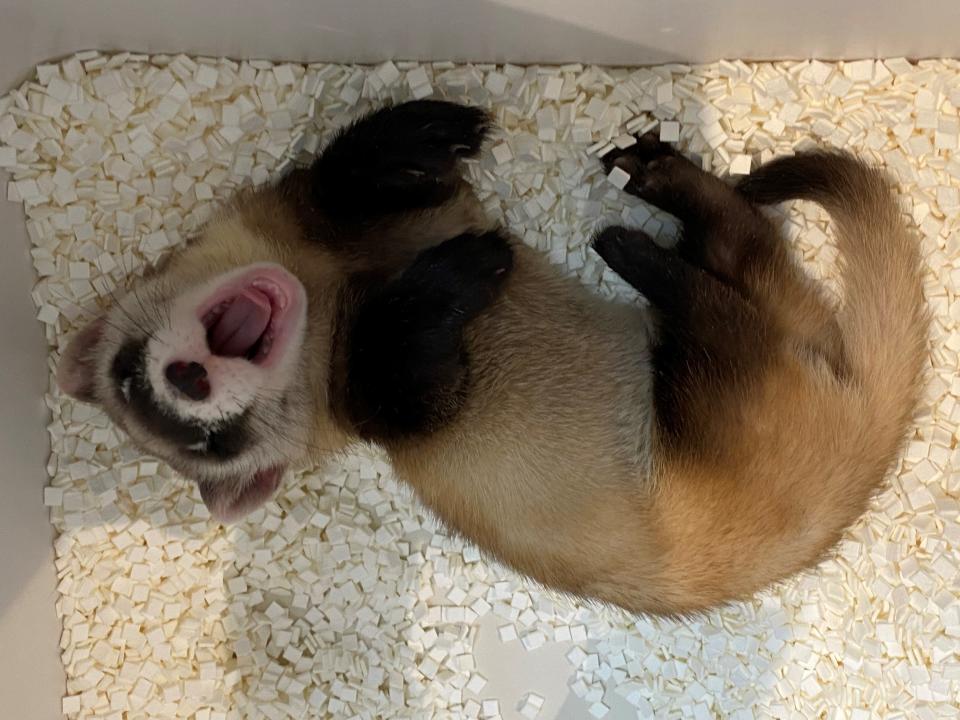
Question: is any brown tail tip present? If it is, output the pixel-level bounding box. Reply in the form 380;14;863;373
736;150;885;207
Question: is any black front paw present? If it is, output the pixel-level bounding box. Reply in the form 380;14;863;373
388;100;492;158
312;100;492;218
346;230;513;440
601;130;678;173
401;230;513;318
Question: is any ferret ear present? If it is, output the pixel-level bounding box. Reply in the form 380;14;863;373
57;317;106;403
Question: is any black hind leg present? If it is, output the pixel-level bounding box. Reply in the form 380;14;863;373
592;226;777;450
310;100;491;219
601;131;778;287
602;133;847;377
592;226;770;354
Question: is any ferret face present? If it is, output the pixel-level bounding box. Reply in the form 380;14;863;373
55;98;497;523
58;219;331;523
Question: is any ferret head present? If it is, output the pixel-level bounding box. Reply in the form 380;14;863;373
57;203;347;522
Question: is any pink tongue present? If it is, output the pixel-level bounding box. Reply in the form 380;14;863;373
208;289;272;357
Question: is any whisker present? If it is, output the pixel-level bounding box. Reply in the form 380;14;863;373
47;289;129;338
112;253;168;338
222;390;305;462
231;390;336;457
108;254;162;340
97;257;150;330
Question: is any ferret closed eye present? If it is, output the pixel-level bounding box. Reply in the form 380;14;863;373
58;99;927;615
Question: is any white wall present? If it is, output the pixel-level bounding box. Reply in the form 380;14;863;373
3;0;960;92
2;1;960;717
0;174;62;718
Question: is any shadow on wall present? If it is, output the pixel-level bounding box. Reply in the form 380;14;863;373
0;249;53;621
0;193;63;714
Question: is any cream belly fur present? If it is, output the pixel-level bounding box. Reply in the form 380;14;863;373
390;246;658;599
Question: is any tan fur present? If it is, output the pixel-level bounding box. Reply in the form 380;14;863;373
65;153;927;616
388;245;660;600
385;163;927;616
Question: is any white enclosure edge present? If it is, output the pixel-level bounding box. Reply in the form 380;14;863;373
3;1;960;718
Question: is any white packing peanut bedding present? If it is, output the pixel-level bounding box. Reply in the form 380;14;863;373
1;52;958;719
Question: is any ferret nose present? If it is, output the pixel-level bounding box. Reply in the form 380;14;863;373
165;361;211;401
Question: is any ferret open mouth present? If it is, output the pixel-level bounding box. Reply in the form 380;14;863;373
197;267;302;368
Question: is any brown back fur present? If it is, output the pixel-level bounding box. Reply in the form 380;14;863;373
389;155;927;615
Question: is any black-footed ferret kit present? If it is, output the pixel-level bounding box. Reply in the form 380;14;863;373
58;100;926;615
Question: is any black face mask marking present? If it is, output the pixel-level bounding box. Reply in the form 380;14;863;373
110;339;250;460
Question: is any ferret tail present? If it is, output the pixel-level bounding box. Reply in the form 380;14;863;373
738;151;928;436
655;151;931;613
